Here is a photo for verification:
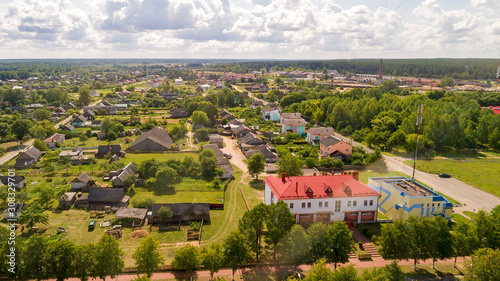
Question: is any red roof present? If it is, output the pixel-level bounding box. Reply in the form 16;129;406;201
264;174;380;200
482;106;500;115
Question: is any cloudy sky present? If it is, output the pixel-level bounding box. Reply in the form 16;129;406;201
0;0;499;60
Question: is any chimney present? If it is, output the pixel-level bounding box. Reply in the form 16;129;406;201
353;171;359;181
282;173;286;182
313;172;316;176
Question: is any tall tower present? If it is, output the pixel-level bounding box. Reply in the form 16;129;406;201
378;58;383;80
497;55;500;83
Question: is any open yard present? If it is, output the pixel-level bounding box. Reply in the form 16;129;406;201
404;158;500;197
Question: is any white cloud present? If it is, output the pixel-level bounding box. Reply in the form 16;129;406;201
0;0;498;59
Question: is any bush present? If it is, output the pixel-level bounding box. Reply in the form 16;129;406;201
358;241;364;249
304;157;318;168
188;221;201;231
133;198;155;210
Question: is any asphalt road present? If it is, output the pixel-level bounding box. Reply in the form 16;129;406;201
383;155;500;214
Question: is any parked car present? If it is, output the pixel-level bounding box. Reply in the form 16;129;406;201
88;220;96;231
223;153;232;159
438;173;452;178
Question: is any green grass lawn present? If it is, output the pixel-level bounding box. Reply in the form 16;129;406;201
404;158;500;197
463;211;477;218
124;151;199;164
451;213;469;224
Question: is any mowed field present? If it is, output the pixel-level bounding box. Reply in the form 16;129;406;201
404;158;500;198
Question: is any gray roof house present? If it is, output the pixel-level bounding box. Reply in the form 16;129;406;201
75;188;129;210
96;145;125;158
0;175;26;189
151;203;210;223
44;133;66;149
16;146;42;168
129;127;173;152
110;162;137;188
232;126;251;138
71;172;93;191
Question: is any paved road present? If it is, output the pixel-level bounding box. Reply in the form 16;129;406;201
383;155;500;214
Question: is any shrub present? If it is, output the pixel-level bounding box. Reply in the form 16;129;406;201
188;221;201;231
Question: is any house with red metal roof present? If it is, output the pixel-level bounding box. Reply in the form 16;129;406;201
482;105;500;115
264;173;381;224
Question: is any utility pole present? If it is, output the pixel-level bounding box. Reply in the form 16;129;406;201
412;104;423;180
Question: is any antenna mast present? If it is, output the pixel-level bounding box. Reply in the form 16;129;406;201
496;54;500;84
412;104;423;180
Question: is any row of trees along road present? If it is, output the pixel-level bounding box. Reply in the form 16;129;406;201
379;207;500;274
171;201;355;280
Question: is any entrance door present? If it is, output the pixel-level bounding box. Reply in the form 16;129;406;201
323;213;330;222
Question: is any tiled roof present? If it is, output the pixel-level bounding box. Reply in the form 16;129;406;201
264;174;380;200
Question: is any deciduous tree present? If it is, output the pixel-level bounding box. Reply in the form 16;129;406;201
222;231;252;280
200;243;224;281
277;154;303;177
172;245;199;281
93;235;125;281
133;236;165;278
265;201;295;259
247;153;265;179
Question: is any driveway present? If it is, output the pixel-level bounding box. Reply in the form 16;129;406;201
383;155;500;214
220;136;247;172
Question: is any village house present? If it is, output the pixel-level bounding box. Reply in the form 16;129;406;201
368;177;453;221
96;145;125;158
246;145;279;163
281;118;306;136
16;146;42;168
58;192;77;209
71;172;94;191
110;162;137;189
52;107;66;117
209;134;224;148
279;112;302;124
83;109;96;120
74;188;129;210
306;127;335;146
44;133;65;149
232;125;251;138
262;107;281;122
59;146;83;159
170;108;187;118
0;175;25;189
174;77;183;85
61;123;74;133
159;92;178;102
129;127;173;152
264;173;380;224
72;115;87;127
250;100;265;109
150;203;210;223
319;136;352;161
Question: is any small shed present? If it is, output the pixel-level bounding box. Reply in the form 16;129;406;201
115;207;148;226
58;192;77;209
3;203;25;220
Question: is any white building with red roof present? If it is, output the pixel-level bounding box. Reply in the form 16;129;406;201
264;173;381;224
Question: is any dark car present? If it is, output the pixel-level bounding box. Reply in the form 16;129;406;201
439;173;452;178
88;220;96;231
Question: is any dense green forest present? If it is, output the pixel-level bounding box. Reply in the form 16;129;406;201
214;59;499;80
275;81;500;152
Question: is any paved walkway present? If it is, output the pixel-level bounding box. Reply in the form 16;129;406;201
56;256;467;281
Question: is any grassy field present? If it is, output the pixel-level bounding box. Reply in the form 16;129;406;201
403;158;500;197
451;213;469;224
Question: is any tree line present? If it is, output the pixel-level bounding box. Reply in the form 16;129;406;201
213;58;499;80
379;208;500;279
282;84;500;152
